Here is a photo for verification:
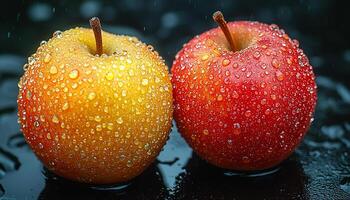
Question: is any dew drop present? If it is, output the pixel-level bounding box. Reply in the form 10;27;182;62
88;92;96;100
62;102;69;110
272;58;280;68
106;72;114;80
203;129;209;135
217;94;223;101
222;59;231;66
94;115;102;122
44;54;51;63
201;54;209;61
275;70;284;81
244;110;251;117
233;123;241;135
142;79;149;86
52;115;59;123
49;66;58;74
53;30;62;38
69;69;79;79
117;117;123;124
26;90;32;100
253;51;261;59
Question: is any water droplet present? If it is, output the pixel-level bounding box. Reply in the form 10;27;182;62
62;102;69;110
106;72;114;80
94;115;102;122
46;133;51;139
53;30;62;38
272;58;280;68
26;90;32;100
222;59;231;66
253;51;261;59
34;121;40;127
69;69;79;79
142;79;149;86
271;94;277;100
217;94;223;101
122;90;127;97
40;40;47;46
261;98;267;105
88;92;96;100
275;70;284;81
49;66;58;74
201;54;209;61
233;91;239;98
28;56;35;65
44;54;51;63
203;129;209;135
233;123;241;135
117;117;123;124
107;123;114;130
244;110;251;117
52;115;59;123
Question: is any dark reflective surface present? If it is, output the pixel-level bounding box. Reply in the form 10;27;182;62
1;0;350;199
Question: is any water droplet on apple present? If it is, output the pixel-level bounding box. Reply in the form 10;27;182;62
233;123;241;135
142;79;149;86
203;129;209;135
52;115;59;123
253;51;261;59
62;102;69;110
275;70;284;81
44;54;51;63
53;30;62;38
49;66;58;74
272;58;280;68
244;110;251;117
222;59;230;66
88;92;96;100
117;117;123;124
69;69;79;79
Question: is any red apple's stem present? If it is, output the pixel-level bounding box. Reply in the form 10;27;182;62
213;11;235;51
89;17;103;56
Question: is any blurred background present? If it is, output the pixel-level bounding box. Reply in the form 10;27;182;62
0;0;349;199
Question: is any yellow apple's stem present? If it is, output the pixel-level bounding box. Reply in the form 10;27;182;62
89;17;103;56
213;11;235;51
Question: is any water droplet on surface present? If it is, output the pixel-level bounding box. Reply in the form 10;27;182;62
201;54;209;61
52;115;59;123
253;51;261;59
233;123;241;135
62;102;69;110
88;92;96;100
53;30;62;38
222;59;231;66
49;66;58;74
142;79;149;86
244;110;251;117
272;58;280;68
117;117;123;124
106;72;114;80
217;94;223;101
275;70;284;81
203;129;209;135
69;69;79;79
44;54;51;63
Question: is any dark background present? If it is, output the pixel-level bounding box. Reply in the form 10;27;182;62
0;0;349;199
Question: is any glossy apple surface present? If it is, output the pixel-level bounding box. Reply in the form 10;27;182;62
17;28;173;184
171;21;317;170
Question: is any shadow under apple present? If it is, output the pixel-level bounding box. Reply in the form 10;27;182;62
172;152;309;200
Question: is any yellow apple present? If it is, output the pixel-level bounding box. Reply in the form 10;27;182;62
17;18;173;184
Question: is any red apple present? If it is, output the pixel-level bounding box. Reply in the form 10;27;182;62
171;11;317;171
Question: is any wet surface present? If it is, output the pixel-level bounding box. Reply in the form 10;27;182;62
1;0;350;199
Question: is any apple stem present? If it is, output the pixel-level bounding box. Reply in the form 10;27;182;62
213;11;235;51
89;17;103;56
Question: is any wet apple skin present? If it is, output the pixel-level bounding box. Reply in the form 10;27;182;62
171;21;317;170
